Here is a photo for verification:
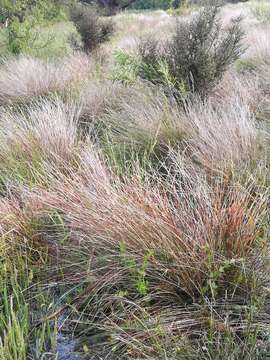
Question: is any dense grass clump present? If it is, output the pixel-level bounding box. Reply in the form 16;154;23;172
0;53;92;104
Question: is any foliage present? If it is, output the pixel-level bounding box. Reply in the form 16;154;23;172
80;0;137;15
0;0;65;23
0;0;68;55
0;247;57;359
168;0;192;16
130;0;171;9
170;0;180;8
69;3;114;52
251;1;270;24
111;49;140;83
236;58;258;74
137;3;245;99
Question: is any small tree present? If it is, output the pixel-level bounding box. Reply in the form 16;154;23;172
137;2;245;99
70;3;114;52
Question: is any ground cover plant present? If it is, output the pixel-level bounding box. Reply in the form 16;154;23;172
0;0;270;359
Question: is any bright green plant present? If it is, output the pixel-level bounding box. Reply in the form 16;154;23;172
251;1;270;23
119;242;154;296
0;0;64;23
0;0;66;54
6;16;35;54
111;49;140;83
135;250;154;296
0;250;57;359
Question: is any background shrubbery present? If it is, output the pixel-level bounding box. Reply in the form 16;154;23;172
0;0;74;57
130;0;171;10
69;3;114;52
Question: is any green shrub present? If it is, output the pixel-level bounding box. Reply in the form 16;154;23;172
137;2;245;99
1;0;69;55
35;0;67;22
130;0;171;9
168;0;192;16
170;0;181;8
251;1;270;24
69;3;114;52
111;49;140;83
6;15;48;55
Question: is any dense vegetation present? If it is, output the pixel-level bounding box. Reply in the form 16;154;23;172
0;0;270;359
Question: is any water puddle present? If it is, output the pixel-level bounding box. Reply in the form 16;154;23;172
56;333;85;360
53;315;113;360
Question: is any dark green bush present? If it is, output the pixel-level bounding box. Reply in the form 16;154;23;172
137;3;245;99
70;3;114;52
130;0;171;9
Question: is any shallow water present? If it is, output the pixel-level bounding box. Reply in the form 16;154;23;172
56;332;112;360
55;314;113;360
56;334;85;360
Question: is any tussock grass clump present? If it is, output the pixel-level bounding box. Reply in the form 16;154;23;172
83;81;263;175
0;54;92;104
185;95;262;170
29;150;270;358
78;80;135;134
96;85;188;172
0;99;81;186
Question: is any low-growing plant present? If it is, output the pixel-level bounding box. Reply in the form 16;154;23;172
236;58;258;74
0;54;91;104
0;2;270;359
111;49;140;84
